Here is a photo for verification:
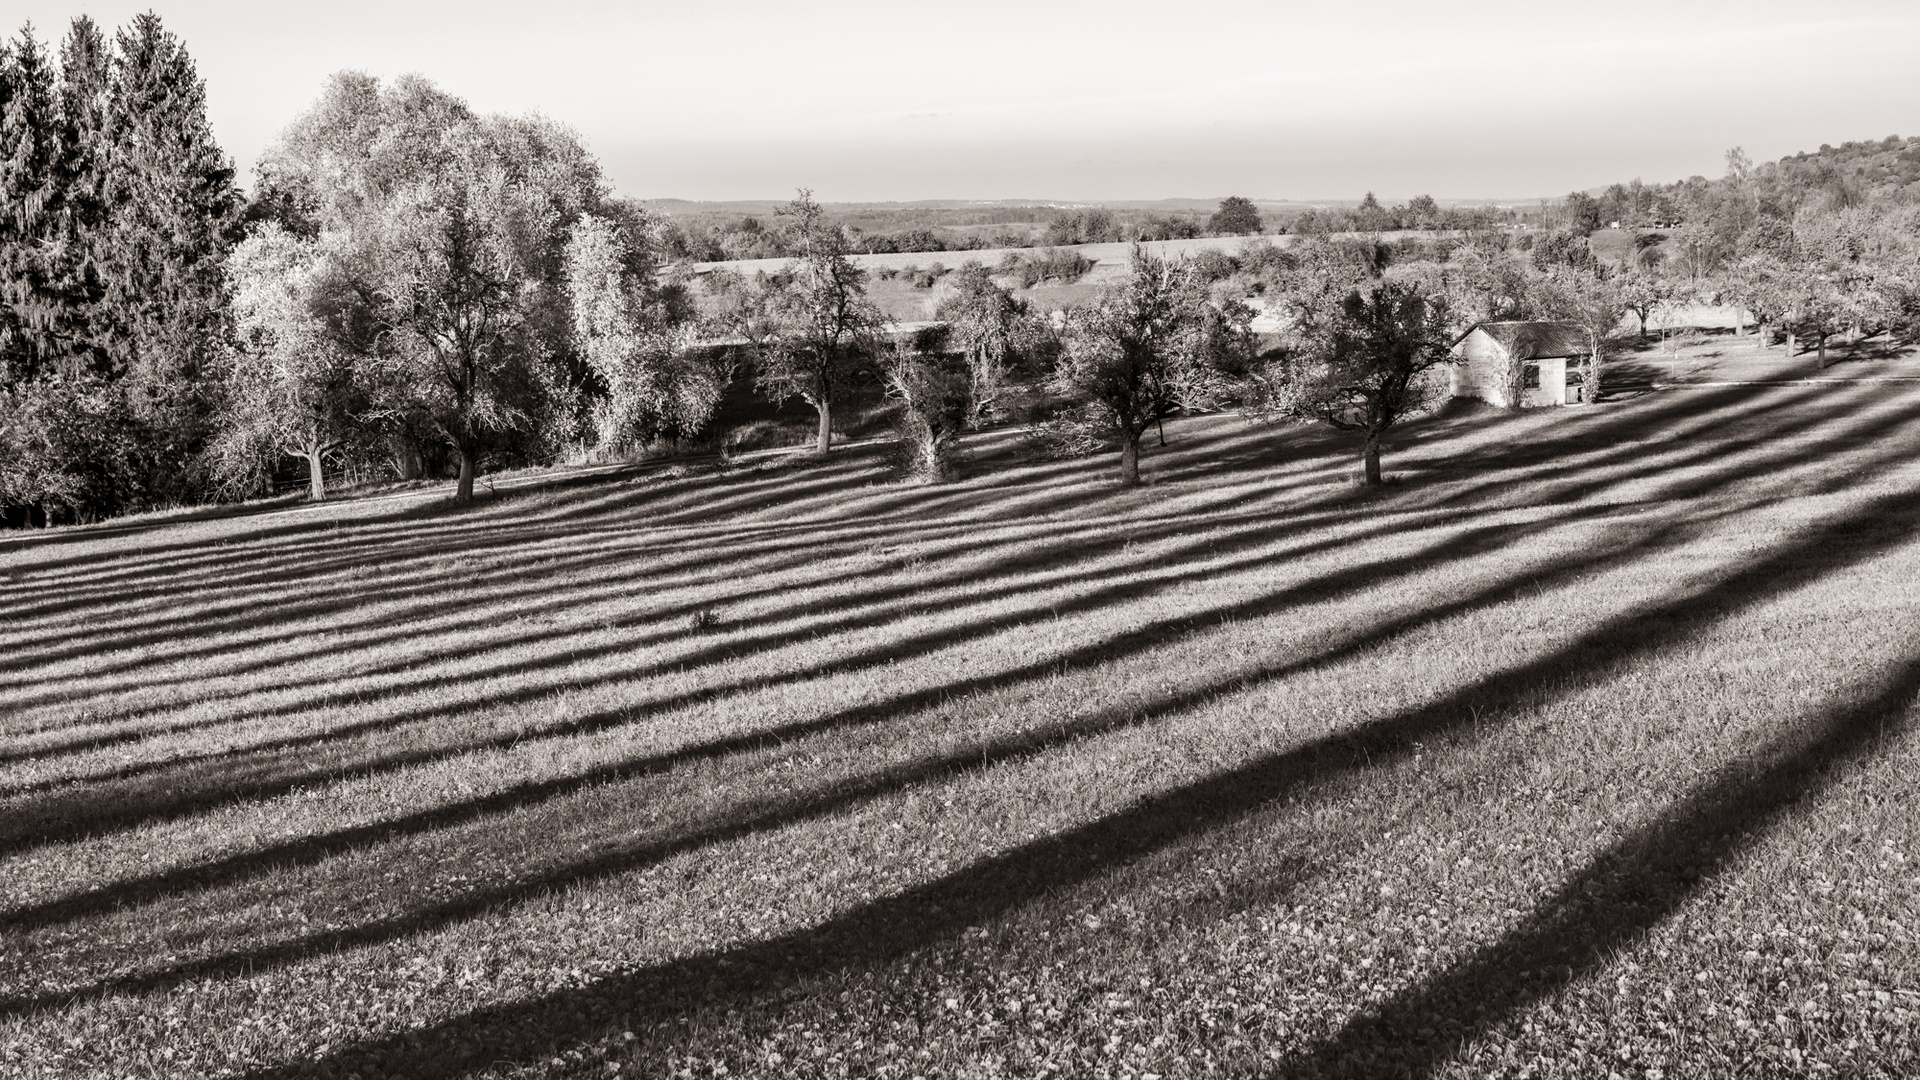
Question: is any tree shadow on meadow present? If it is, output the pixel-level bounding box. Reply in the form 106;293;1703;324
1;379;1814;738
1;447;1102;700
5;387;1911;936
5;429;1188;695
5;413;1912;1019
1289;653;1920;1079
1;481;1127;728
0;481;1577;857
0;449;895;649
0;480;1710;1011
201;458;1920;1080
0;441;1430;763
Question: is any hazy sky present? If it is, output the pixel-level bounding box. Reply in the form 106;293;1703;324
10;1;1920;202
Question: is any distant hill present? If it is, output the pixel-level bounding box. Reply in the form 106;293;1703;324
1767;135;1920;204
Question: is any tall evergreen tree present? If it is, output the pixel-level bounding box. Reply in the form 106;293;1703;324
95;12;240;494
49;16;111;378
0;24;61;382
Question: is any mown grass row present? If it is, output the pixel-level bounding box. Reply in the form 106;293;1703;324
2;385;1917;1079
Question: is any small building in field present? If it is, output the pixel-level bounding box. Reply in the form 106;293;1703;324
1451;321;1590;407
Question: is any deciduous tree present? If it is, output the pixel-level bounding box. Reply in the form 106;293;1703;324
1209;196;1262;236
212;226;366;500
933;263;1038;423
1541;269;1626;401
1054;248;1218;484
256;73;604;502
744;189;886;453
1252;281;1459;485
884;329;973;483
565;212;725;453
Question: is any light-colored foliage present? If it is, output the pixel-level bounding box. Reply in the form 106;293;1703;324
565;214;727;454
254;73;606;501
212;226;365;500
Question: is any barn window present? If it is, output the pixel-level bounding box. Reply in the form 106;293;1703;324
1522;364;1541;389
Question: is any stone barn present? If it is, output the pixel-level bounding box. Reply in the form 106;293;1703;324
1450;321;1590;407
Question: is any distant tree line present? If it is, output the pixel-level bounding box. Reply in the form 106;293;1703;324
649;199;1271;264
1289;192;1514;235
1543;146;1920;365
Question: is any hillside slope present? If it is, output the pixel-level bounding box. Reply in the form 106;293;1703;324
4;384;1919;1078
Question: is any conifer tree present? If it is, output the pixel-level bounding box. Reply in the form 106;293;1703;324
0;24;61;381
49;16;111;377
95;12;240;494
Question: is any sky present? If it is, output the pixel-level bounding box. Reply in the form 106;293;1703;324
9;0;1920;203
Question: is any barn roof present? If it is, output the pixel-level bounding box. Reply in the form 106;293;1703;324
1471;321;1589;359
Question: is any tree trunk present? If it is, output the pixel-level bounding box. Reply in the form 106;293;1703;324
306;447;327;502
1636;312;1647;343
1757;320;1769;348
1817;332;1828;366
1118;432;1140;484
1586;349;1603;403
1361;435;1383;486
1786;329;1796;356
392;435;425;481
816;399;832;453
1734;309;1745;337
454;443;476;503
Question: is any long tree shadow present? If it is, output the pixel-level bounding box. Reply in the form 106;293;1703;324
1;442;1142;691
10;386;1910;876
0;380;1781;698
0;377;1738;641
2;463;1412;763
3;499;1139;734
205;469;1920;1080
0;469;893;675
1290;653;1920;1078
0;490;1554;854
1;445;905;641
0;479;1732;1010
15;380;1896;797
19;448;1918;1020
4;488;1708;940
1;462;1103;696
5;380;1841;753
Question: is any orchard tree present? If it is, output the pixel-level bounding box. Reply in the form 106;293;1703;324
1618;273;1675;342
1542;269;1627;400
933;262;1039;423
746;189;886;453
1055;248;1219;484
212;226;366;500
1209;196;1262;236
565;212;725;452
1253;281;1460;485
884;330;974;483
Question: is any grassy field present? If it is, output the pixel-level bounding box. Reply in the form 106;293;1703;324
4;375;1920;1078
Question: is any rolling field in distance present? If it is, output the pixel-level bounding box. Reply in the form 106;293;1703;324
3;383;1919;1079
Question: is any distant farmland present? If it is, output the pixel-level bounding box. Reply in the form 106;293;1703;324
3;382;1918;1078
688;233;1299;322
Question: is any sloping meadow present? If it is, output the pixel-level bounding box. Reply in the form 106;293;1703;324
2;387;1917;1079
